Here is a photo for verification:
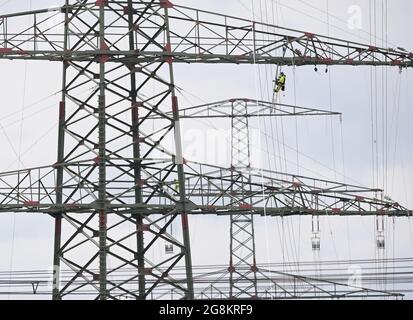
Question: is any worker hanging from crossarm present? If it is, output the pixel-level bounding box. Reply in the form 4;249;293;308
274;72;287;93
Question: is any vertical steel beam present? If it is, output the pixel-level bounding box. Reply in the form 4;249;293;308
52;0;69;301
127;0;146;300
163;1;194;300
97;1;108;300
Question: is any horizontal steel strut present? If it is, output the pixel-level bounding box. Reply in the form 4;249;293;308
0;2;412;67
0;160;409;216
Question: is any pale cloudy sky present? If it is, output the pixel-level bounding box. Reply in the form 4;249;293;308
0;0;412;299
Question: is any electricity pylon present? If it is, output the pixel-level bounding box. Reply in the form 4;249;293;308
0;0;411;300
165;98;341;298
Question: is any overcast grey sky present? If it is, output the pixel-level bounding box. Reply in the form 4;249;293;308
0;0;412;299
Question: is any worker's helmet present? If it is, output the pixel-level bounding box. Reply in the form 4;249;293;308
280;72;285;76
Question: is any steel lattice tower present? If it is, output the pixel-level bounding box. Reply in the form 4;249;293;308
0;0;412;300
229;99;257;298
160;98;342;298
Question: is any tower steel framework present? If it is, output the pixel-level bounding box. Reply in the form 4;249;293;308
0;0;412;300
167;98;341;298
